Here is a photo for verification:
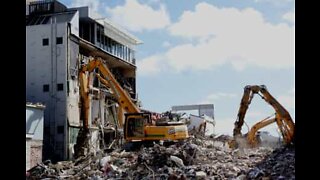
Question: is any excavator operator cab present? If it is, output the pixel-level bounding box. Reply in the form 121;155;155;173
124;113;152;139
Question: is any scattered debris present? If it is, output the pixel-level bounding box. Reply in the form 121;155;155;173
27;136;295;179
247;145;295;179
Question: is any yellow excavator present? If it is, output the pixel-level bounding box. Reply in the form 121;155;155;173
231;85;295;148
75;57;189;157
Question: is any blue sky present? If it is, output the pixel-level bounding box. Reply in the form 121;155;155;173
61;0;295;136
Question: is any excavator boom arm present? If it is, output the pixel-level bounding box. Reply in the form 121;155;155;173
233;86;256;137
233;85;295;146
79;68;90;129
258;87;295;143
247;117;276;145
79;57;140;129
75;57;142;157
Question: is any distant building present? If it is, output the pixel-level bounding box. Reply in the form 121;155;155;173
172;104;215;135
26;0;142;161
188;114;215;136
26;102;45;170
172;104;214;119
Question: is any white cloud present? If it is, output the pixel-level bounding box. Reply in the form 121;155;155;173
198;92;237;104
71;0;105;19
140;3;294;75
163;3;295;72
169;5;267;39
162;41;171;48
71;0;100;12
106;0;171;32
282;11;295;23
136;55;164;76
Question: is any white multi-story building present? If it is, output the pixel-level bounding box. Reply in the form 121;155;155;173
26;0;142;161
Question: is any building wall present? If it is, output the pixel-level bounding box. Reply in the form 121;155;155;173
188;115;215;136
26;106;44;140
66;38;80;127
70;11;79;37
26;1;139;161
188;115;205;131
172;104;214;119
26;139;43;170
26;105;44;170
26;18;104;160
90;95;106;128
26;138;31;170
26;21;68;161
30;140;43;169
26;0;38;16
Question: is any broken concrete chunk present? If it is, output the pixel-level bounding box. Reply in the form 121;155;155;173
170;155;185;168
188;143;199;149
232;166;241;173
120;150;132;158
99;156;111;167
166;147;175;154
236;174;247;180
195;171;207;179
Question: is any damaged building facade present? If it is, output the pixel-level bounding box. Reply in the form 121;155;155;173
26;102;45;170
26;0;142;161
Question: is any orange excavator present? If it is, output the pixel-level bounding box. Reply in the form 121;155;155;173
75;57;189;157
231;85;295;148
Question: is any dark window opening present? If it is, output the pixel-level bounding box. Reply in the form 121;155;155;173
111;40;115;54
57;83;64;91
44;127;50;134
57;126;64;134
90;23;95;44
80;22;90;41
96;25;103;43
105;36;109;52
56;37;63;44
67;81;70;94
43;84;49;92
43;38;49;46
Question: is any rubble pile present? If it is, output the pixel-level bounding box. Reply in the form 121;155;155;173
247;145;295;179
27;136;295;179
